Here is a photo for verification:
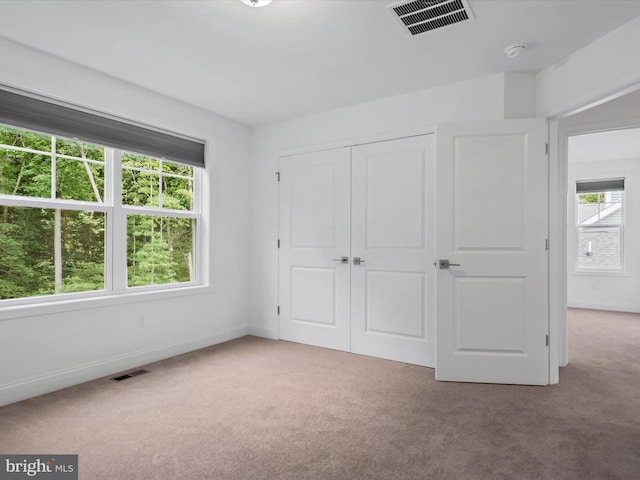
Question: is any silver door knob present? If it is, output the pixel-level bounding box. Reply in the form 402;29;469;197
353;257;366;265
332;256;349;264
439;259;461;269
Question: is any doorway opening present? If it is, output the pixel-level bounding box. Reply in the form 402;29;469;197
556;89;640;372
567;128;639;311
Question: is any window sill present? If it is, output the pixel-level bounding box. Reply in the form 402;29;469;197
571;269;630;278
0;283;213;321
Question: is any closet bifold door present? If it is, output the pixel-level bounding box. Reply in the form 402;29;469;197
350;135;435;367
278;147;351;352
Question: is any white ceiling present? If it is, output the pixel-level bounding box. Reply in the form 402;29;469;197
1;0;639;127
569;128;640;163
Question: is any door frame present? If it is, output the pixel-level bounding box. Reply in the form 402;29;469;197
549;82;640;383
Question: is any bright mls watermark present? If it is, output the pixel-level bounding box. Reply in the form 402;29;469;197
0;455;77;479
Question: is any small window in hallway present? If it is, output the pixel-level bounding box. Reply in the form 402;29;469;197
576;178;625;271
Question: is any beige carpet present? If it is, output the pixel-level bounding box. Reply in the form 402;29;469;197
1;308;639;479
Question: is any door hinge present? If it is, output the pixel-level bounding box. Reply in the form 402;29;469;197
277;239;280;249
546;335;549;347
545;238;549;251
545;143;549;155
275;171;280;182
277;305;280;315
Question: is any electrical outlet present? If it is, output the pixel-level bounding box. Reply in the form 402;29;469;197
137;315;145;328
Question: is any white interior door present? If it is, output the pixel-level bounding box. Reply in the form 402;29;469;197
351;135;435;367
278;148;351;351
435;119;549;385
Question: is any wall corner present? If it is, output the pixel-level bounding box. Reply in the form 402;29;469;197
503;72;537;119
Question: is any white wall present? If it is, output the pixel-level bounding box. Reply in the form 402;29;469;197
567;156;640;312
0;39;252;406
248;72;516;337
536;17;640;118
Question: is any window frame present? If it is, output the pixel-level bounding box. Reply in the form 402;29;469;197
573;176;629;276
0;124;206;314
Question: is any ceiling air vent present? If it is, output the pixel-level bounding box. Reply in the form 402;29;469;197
387;0;473;36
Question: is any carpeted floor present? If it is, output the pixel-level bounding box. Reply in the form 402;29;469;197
1;308;639;479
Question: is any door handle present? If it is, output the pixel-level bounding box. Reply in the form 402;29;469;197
353;257;366;265
332;256;349;264
439;259;461;269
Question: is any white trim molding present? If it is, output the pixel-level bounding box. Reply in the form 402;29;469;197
0;324;250;407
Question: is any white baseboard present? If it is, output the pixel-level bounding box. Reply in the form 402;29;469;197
247;323;278;340
568;302;640;314
0;325;250;407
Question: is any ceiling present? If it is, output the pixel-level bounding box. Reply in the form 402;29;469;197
570;128;640;163
1;0;639;127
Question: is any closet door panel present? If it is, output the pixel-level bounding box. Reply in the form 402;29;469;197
278;148;351;352
351;135;435;367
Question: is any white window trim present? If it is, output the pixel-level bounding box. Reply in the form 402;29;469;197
571;174;630;276
0;285;211;321
0;133;207;316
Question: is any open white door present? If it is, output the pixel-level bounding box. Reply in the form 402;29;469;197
435;119;549;385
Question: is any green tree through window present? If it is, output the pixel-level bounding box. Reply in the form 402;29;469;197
0;125;198;301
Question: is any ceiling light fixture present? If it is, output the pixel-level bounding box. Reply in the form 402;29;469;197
504;43;527;58
241;0;272;6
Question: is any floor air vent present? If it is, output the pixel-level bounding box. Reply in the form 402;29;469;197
387;0;473;36
112;369;149;382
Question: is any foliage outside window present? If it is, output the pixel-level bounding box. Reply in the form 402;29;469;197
576;181;624;272
0;124;199;302
121;152;196;287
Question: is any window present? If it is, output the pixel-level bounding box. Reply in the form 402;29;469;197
121;152;197;287
0;124;201;302
575;178;625;272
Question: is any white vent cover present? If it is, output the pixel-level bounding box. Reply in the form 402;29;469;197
387;0;474;36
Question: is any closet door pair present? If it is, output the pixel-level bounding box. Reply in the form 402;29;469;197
278;135;435;367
